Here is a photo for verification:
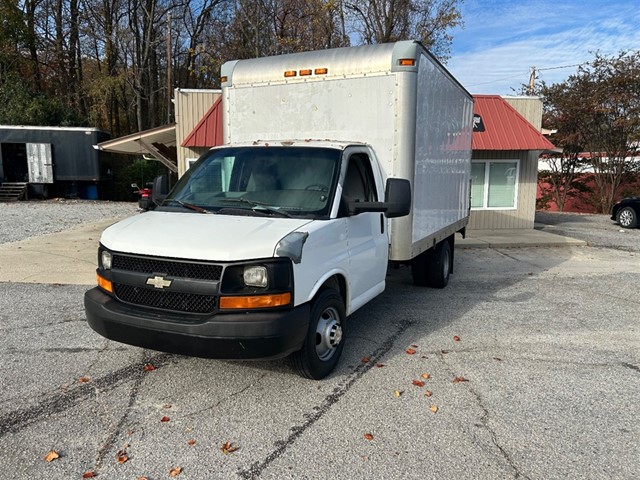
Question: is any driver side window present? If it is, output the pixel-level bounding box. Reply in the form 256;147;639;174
340;153;377;216
344;154;377;202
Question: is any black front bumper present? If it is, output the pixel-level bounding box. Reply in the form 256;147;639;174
84;288;309;360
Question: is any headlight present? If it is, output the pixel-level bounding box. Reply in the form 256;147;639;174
101;250;112;270
243;266;268;287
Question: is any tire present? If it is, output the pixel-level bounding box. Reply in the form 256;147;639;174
617;207;638;229
412;239;452;289
289;289;346;380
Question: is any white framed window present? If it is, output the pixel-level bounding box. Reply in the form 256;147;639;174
471;160;519;210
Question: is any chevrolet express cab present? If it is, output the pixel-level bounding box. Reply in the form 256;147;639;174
85;41;474;379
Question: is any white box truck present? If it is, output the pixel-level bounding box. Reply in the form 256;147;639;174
85;41;474;379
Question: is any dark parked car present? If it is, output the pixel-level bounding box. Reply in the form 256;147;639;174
611;196;640;228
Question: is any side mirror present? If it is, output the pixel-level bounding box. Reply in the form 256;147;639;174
384;178;411;218
151;175;169;205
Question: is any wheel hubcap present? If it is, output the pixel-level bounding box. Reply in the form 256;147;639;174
620;210;633;226
315;307;342;361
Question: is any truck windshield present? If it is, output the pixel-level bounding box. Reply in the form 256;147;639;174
162;146;340;219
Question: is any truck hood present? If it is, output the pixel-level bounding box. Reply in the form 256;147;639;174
101;211;312;261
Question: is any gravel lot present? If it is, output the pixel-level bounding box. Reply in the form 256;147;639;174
0;200;139;245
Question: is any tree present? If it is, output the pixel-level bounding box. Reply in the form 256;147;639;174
345;0;462;61
537;81;590;211
540;51;640;213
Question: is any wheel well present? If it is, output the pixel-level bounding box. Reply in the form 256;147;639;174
320;275;346;304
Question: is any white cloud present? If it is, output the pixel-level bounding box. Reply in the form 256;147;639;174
447;0;640;94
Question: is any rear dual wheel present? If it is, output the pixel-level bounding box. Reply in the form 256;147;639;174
411;238;452;289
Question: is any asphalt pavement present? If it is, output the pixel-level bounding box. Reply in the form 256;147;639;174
0;206;639;479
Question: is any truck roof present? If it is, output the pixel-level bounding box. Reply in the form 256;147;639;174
214;140;368;150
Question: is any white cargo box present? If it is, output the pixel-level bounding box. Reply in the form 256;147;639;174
221;40;474;261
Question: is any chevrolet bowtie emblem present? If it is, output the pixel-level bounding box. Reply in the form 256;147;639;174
146;275;172;289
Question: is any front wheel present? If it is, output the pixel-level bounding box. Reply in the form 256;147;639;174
617;207;638;228
289;289;346;380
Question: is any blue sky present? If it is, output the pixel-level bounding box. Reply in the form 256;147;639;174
446;0;640;95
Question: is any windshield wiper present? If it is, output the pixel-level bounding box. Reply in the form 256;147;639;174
221;198;293;218
163;199;214;214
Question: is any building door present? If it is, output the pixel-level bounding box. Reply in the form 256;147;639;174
26;143;54;183
0;143;29;182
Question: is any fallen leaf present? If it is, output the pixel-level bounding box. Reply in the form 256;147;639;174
429;405;439;413
116;449;129;464
412;380;425;387
406;348;416;355
143;363;156;372
424;390;433;397
411;344;418;348
493;357;502;361
221;442;239;454
137;477;149;480
453;335;461;342
363;433;374;441
169;467;182;477
43;450;60;462
441;350;449;354
394;390;403;397
163;403;172;409
453;376;468;383
375;363;386;368
187;439;196;446
78;376;90;383
361;357;370;363
420;373;431;380
421;355;428;359
82;472;97;478
161;416;170;422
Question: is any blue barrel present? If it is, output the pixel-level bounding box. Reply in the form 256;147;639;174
86;184;98;200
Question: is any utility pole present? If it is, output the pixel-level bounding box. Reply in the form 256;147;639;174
528;66;536;95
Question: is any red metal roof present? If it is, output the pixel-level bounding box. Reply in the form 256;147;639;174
472;95;555;151
181;97;224;148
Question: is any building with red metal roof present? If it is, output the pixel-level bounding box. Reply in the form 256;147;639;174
469;95;555;230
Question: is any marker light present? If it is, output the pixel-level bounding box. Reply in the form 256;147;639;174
300;69;312;76
314;68;328;75
398;59;416;66
284;70;297;78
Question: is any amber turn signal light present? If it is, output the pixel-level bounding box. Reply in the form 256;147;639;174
219;293;291;309
97;273;113;293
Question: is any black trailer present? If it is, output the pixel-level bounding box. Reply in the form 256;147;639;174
0;126;110;200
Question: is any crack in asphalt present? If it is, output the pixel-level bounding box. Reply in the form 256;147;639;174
183;374;268;419
437;352;530;480
0;353;176;437
93;365;145;472
622;362;640;374
237;319;413;480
